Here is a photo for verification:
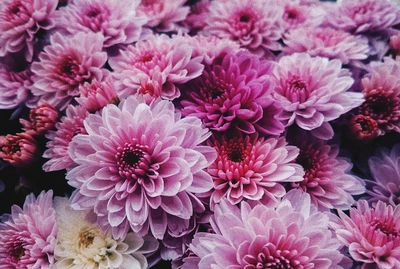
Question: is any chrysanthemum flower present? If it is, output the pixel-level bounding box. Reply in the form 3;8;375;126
208;134;304;206
0;0;58;61
188;191;346;269
54;197;158;269
291;135;365;210
180;51;285;135
20;104;58;136
31;32;108;110
138;0;189;32
55;0;147;48
367;144;400;206
327;0;400;34
204;0;284;55
67;96;217;240
271;53;364;137
283;27;370;64
332;200;400;269
0;191;56;269
280;0;325;32
42;105;88;172
0;133;37;167
110;34;203;101
183;0;211;33
348;114;380;141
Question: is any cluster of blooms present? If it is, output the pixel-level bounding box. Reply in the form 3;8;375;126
0;0;400;268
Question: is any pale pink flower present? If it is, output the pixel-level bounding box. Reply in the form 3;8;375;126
20;104;58;136
0;133;37;167
183;0;211;33
280;0;325;32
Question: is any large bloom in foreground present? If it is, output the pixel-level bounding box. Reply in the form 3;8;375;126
332;200;400;269
67;96;217;240
0;0;58;60
204;0;284;55
0;133;37;167
272;53;364;138
208;134;304;206
180;51;285;136
367;144;400;206
31;32;108;110
54;197;158;269
0;191;56;269
283;27;370;64
187;191;345;269
55;0;146;48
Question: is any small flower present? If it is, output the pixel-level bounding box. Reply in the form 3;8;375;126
283;26;370;64
348;114;380;141
0;133;37;167
42;105;88;172
20;104;58;135
55;0;147;48
280;0;325;31
0;191;57;269
0;0;58;61
183;0;211;33
31;32;108;110
333;200;400;269
54;197;159;269
208;134;304;206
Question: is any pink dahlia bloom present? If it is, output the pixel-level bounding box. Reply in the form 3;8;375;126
20;104;58;136
31;32;108;110
0;191;56;269
42;105;88;172
283;27;370;64
188;191;346;269
327;0;400;34
55;0;147;48
280;0;325;32
138;0;189;32
208;135;304;206
333;200;400;269
180;51;285;135
0;133;37;167
367;144;400;206
67;96;217;240
0;0;57;61
204;0;284;55
110;34;203;101
291;135;365;210
272;53;364;137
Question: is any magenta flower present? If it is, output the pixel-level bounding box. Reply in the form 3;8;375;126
55;0;147;48
188;191;346;269
0;191;56;269
283;27;370;64
20;104;58;136
42;105;88;172
0;133;37;167
327;0;400;34
180;51;285;136
67;96;217;240
333;200;400;269
204;0;284;55
0;0;58;61
184;0;211;33
271;53;364;137
31;32;108;110
280;0;325;32
208;134;304;206
348;114;381;141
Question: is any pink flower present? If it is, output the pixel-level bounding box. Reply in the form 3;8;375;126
31;32;108;110
271;53;364;137
0;0;58;61
0;133;37;167
280;0;325;32
367;144;400;206
283;27;370;64
110;34;203;101
291;135;365;210
208;134;304;206
188;191;346;269
20;104;58;136
55;0;147;48
180;51;285;135
183;0;211;33
204;0;284;55
67;96;217;240
333;200;400;269
138;0;189;32
390;34;400;55
42;105;88;172
327;0;400;34
348;114;380;141
0;191;56;269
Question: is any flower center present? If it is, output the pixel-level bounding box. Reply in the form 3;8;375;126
370;218;399;238
86;8;101;18
141;52;154;63
226;139;247;163
79;228;97;248
115;142;151;180
10;242;25;260
364;93;394;118
284;76;310;103
239;14;251;23
123;151;143;166
243;247;296;269
4;0;29;21
59;56;80;78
